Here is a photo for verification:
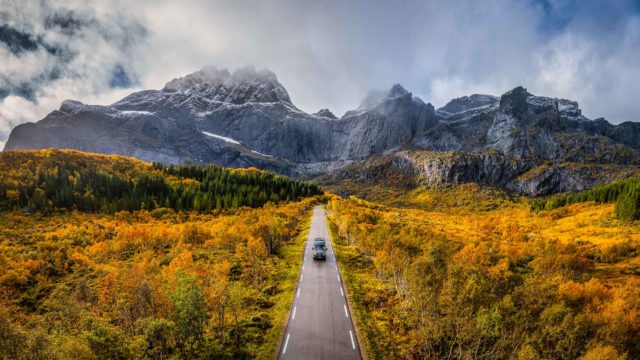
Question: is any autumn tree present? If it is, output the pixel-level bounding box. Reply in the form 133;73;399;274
170;273;209;356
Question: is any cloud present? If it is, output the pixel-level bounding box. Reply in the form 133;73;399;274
0;0;146;144
1;0;639;146
132;0;639;122
533;14;640;122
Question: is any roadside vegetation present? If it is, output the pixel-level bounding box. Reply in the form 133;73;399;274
328;184;640;359
0;150;320;359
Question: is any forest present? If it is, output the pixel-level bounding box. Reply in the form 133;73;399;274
327;184;640;360
532;176;640;221
2;149;640;359
0;150;323;359
0;150;322;214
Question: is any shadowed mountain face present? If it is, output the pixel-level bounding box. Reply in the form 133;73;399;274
5;66;640;195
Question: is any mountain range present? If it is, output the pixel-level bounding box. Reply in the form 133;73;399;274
5;66;640;196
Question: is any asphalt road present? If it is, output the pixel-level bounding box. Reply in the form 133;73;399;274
278;205;362;360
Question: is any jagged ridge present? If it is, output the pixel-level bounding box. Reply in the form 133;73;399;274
4;67;640;196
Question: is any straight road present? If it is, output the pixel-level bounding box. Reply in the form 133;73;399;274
279;205;362;360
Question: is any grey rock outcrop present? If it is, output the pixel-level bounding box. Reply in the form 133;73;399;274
313;109;337;119
437;94;499;117
327;149;638;197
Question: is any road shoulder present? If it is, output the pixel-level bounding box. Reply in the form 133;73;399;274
268;208;313;360
326;213;370;360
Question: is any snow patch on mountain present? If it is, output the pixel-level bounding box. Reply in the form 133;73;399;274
251;150;275;158
200;130;276;159
120;110;154;116
201;131;241;145
197;111;214;117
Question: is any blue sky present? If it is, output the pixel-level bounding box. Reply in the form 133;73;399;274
1;0;639;146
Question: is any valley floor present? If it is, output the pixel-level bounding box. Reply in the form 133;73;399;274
326;183;640;359
1;149;639;359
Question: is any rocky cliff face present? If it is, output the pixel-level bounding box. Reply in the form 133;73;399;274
324;150;640;197
5;66;640;196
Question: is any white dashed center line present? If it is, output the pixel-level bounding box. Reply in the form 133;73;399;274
281;207;361;357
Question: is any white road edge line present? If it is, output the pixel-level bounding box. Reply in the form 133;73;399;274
292;306;297;320
340;287;344;297
300;273;304;281
283;333;290;354
349;330;356;349
344;304;349;318
302;264;305;270
296;288;301;298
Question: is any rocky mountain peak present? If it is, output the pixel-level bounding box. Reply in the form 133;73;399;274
162;66;292;105
163;66;231;91
499;86;531;116
59;99;85;113
356;84;412;111
313;108;337;119
438;94;499;115
388;84;409;98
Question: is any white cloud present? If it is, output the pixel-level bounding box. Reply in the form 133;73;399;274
531;14;640;121
127;0;640;121
0;0;146;144
1;0;639;148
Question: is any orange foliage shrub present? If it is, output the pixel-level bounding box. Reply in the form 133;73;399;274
0;195;319;359
327;194;640;359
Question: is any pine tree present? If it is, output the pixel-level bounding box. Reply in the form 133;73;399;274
616;188;640;221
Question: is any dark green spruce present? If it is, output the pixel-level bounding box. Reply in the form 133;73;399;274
0;162;322;214
531;176;640;220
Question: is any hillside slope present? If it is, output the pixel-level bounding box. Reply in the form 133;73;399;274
0;149;321;213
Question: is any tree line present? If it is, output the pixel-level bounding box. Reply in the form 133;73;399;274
0;151;322;214
531;176;640;220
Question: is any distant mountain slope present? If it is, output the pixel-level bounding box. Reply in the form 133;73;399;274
5;66;640;195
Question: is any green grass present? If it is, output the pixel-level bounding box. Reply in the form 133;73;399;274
255;208;313;360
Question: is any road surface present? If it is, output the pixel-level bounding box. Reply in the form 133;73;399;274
278;205;362;360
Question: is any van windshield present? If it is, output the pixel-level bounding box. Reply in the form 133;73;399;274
314;244;325;251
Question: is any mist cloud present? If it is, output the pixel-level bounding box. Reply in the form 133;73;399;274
1;0;639;146
0;0;146;147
